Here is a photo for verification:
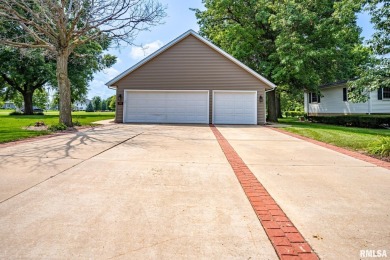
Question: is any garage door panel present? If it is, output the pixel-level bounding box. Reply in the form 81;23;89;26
213;91;257;125
124;91;209;124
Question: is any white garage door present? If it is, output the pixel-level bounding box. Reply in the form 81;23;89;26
124;90;209;123
213;91;257;125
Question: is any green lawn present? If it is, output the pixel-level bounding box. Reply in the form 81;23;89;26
0;110;115;143
278;118;390;155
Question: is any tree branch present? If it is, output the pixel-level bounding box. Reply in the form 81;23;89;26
0;39;54;50
0;73;24;93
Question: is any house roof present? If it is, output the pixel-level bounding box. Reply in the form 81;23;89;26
319;80;355;89
106;30;276;90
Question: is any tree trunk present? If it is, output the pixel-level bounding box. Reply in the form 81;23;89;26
56;51;72;126
267;90;278;122
23;91;34;115
276;91;282;118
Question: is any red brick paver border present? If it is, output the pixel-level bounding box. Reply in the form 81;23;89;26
268;127;390;171
210;125;318;260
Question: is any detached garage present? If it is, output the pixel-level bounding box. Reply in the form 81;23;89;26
106;30;276;125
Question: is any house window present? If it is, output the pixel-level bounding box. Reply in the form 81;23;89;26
343;88;348;101
383;87;390;99
309;92;320;103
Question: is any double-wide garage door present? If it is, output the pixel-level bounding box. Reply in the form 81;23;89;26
124;90;257;124
124;90;209;124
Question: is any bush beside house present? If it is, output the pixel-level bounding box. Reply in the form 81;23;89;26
308;115;390;128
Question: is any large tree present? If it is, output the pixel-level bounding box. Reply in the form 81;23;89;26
194;0;368;121
92;96;102;111
0;40;116;114
108;95;116;111
0;48;53;114
55;39;117;104
0;0;165;126
101;99;107;111
348;0;389;102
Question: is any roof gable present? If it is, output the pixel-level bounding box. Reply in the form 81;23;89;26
106;30;276;90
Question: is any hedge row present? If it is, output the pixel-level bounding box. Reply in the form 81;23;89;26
308;115;390;128
284;111;305;117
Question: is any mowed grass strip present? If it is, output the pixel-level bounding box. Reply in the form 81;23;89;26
0;110;115;143
279;118;390;155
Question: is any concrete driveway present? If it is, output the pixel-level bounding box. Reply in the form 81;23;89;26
0;124;277;259
217;126;390;259
0;124;389;259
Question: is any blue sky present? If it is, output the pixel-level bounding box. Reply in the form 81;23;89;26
89;0;374;100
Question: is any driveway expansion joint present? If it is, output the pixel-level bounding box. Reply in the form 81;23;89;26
210;125;319;260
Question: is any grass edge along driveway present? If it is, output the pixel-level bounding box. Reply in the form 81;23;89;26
0;110;115;143
279;118;390;159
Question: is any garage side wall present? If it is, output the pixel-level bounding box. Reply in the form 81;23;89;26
115;90;124;123
257;90;266;124
114;35;268;124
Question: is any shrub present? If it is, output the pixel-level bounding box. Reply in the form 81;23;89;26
73;120;81;126
284;111;305;118
308;115;390;129
34;121;46;127
368;137;390;157
48;123;67;131
9;111;44;115
9;111;23;115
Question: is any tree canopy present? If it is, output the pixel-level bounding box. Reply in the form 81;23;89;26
92;96;102;111
0;39;116;114
0;0;166;126
108;95;116;111
348;0;389;102
193;0;369;120
0;48;53;114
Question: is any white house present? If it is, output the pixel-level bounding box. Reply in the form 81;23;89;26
73;99;91;111
304;82;390;115
2;101;16;109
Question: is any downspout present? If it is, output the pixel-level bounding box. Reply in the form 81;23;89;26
307;92;310;116
303;88;310;116
368;91;372;115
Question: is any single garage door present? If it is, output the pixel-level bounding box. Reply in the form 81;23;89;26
124;90;209;123
213;91;257;125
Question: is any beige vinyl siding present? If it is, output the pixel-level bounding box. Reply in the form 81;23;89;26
257;91;266;123
115;90;124;123
115;35;267;123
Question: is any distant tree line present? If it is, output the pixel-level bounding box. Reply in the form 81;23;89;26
86;96;116;112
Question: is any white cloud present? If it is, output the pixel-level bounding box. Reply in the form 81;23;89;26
130;40;163;60
88;78;115;100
